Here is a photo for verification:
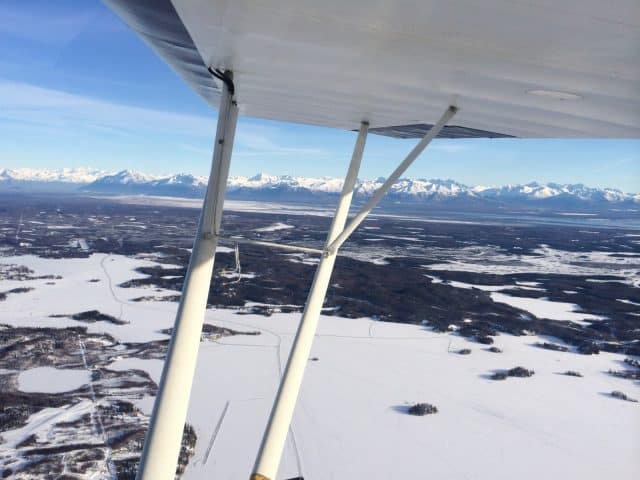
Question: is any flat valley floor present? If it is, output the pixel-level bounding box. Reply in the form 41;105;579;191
0;194;639;479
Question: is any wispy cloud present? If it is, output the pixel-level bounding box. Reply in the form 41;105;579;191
179;143;213;156
0;81;329;162
0;2;94;46
235;127;327;158
0;81;217;139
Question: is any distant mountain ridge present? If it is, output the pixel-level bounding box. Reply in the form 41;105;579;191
1;167;638;210
0;167;107;184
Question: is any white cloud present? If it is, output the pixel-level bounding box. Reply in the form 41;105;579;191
0;81;329;160
0;81;217;138
235;127;327;157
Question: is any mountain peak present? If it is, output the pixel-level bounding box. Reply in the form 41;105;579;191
248;172;273;182
103;170;155;184
0;167;107;184
1;168;637;207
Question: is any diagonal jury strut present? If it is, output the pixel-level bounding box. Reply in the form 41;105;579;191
251;104;458;480
327;105;458;254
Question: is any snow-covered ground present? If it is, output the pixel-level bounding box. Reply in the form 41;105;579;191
0;254;638;479
425;275;605;324
424;244;640;287
18;367;92;393
255;222;295;232
488;292;605;325
107;195;337;217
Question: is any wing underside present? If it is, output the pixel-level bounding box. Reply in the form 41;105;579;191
104;0;640;138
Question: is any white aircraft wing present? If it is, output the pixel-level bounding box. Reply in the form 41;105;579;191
104;0;639;138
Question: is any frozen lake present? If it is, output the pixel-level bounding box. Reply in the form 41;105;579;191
18;367;91;394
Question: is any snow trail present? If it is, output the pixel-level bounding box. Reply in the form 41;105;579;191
203;401;230;465
100;254;125;323
79;339;117;478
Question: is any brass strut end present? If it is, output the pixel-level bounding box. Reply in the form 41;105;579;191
249;474;271;480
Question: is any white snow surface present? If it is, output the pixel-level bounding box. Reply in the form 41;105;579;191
425;244;640;288
18;367;91;393
108;195;338;217
489;293;605;324
0;254;638;479
255;222;295;232
1;400;96;449
618;299;640;307
425;276;605;323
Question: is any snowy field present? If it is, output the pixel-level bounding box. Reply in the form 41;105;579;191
422;244;640;287
18;367;92;394
107;195;337;217
0;254;638;479
424;275;607;325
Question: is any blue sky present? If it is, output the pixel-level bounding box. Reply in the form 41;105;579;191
1;0;638;191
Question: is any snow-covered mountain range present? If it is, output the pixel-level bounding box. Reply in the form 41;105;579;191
1;167;638;209
0;167;107;184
